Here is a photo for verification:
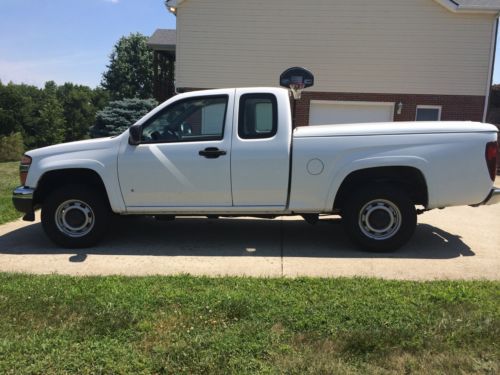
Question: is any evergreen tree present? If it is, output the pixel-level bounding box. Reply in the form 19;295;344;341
91;98;157;137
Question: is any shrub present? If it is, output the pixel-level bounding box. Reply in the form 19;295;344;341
0;132;24;162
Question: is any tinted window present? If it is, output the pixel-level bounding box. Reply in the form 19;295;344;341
141;96;228;143
238;94;277;139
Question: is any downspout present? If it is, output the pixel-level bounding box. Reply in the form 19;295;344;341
483;13;499;123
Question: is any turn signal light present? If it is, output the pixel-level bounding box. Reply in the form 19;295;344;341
485;141;498;181
20;155;32;186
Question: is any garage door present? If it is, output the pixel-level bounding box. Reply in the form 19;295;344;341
309;100;395;125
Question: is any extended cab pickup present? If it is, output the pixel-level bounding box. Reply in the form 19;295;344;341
12;87;500;250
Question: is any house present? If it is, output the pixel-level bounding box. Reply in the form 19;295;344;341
159;0;500;127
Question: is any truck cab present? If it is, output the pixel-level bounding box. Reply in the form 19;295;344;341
120;87;292;213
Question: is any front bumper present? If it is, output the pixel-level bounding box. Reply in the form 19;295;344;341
481;187;500;205
12;186;36;220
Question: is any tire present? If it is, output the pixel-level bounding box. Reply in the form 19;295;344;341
341;184;417;252
41;184;111;248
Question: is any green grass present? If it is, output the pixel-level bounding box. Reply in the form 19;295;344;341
0;274;498;374
0;162;22;224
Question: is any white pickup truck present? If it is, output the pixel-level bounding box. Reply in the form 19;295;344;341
12;87;499;251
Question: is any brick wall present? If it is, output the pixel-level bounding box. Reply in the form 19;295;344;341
181;88;485;127
294;92;486;127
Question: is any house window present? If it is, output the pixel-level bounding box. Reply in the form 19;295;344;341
416;106;441;121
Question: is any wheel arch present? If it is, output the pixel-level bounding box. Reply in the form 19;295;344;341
333;166;429;210
33;168;111;209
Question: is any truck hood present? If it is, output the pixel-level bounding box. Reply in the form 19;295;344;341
294;121;499;138
26;136;122;159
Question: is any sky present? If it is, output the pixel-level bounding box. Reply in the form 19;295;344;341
0;0;176;88
0;0;499;88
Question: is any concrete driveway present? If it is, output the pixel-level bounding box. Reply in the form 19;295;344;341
0;202;498;280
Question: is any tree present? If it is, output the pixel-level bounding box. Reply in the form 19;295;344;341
101;33;154;100
56;83;100;142
91;98;157;137
33;82;66;147
0;82;29;136
0;82;42;150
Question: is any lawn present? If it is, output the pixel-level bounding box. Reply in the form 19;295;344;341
0;274;498;374
0;161;22;225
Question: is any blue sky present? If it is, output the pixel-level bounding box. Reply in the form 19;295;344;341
0;0;499;88
0;0;176;88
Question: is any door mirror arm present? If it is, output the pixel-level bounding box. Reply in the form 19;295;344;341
129;124;142;145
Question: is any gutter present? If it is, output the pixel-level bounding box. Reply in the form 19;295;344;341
484;13;500;123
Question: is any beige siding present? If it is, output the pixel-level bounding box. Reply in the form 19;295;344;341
175;0;495;96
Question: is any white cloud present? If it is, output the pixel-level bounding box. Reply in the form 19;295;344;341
104;0;119;3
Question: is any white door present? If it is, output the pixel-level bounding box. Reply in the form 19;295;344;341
309;100;394;125
230;89;292;209
118;94;234;209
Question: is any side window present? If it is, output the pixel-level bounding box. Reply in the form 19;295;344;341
141;95;228;143
238;94;277;139
416;105;441;121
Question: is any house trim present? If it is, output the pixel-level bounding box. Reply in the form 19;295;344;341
484;14;500;122
167;0;500;14
433;0;500;13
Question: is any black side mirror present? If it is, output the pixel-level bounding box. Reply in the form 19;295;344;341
129;124;142;145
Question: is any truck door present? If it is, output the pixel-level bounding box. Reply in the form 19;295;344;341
231;88;292;209
118;91;234;209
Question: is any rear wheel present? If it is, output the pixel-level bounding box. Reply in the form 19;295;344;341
342;184;417;252
41;185;110;248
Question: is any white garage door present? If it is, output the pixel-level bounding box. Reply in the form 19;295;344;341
309;100;395;125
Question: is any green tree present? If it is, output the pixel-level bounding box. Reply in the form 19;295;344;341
0;81;29;136
33;82;66;147
91;98;157;137
101;33;154;100
0;82;42;149
57;83;100;142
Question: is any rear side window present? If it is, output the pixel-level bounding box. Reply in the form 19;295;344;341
238;94;277;139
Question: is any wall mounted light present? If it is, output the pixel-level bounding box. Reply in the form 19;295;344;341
165;1;178;15
396;102;403;115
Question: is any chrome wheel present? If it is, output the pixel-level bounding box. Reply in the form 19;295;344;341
358;199;402;241
54;199;95;238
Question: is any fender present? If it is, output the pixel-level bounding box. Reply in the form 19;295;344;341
324;156;430;211
26;150;126;213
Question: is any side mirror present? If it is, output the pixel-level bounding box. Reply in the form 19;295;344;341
129;124;142;145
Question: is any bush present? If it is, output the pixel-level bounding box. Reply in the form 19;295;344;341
0;132;24;162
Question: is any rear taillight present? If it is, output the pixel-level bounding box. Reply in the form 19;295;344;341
485;141;498;181
20;155;32;186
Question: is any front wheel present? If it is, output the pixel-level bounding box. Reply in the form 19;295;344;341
41;185;110;248
342;184;417;252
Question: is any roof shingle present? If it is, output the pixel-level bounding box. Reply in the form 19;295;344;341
147;29;176;52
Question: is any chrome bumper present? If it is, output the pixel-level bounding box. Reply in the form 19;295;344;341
482;187;500;206
12;186;36;220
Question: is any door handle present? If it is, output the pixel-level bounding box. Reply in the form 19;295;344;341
198;147;227;159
